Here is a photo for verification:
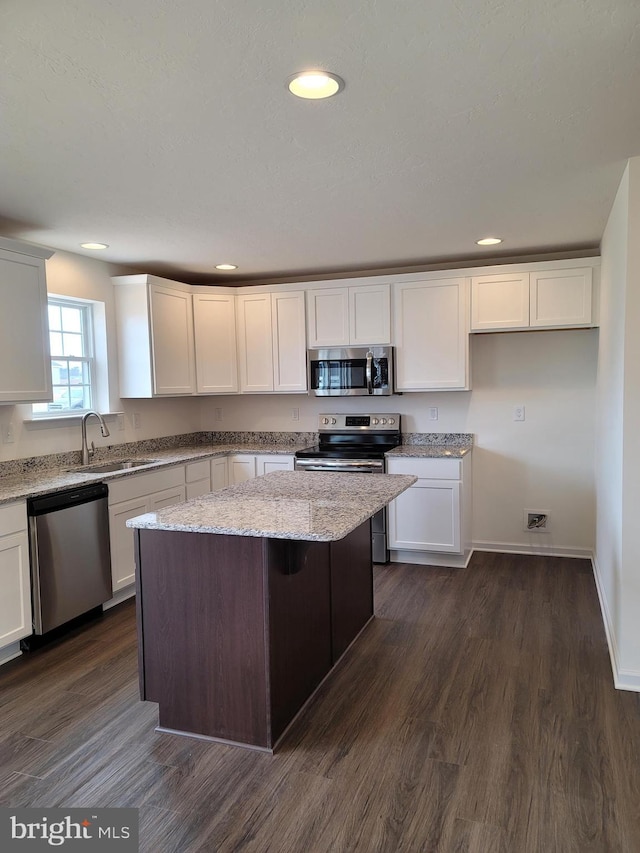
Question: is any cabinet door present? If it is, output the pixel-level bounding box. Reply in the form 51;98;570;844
236;294;274;392
388;480;461;553
255;455;294;476
306;288;350;347
529;267;593;328
148;486;186;511
271;292;307;392
0;248;52;403
349;284;391;345
186;479;211;500
211;457;229;491
109;496;149;591
149;285;196;394
0;531;32;647
228;454;256;484
471;273;529;331
394;278;469;390
193;293;239;393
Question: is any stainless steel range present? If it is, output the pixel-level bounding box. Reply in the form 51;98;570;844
294;413;402;563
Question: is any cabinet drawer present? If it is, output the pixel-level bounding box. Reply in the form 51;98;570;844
0;501;27;535
387;457;461;480
107;467;184;504
185;459;211;483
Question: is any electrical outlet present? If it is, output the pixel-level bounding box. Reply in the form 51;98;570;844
524;510;550;532
513;405;525;422
428;407;438;421
117;414;125;431
1;422;15;444
291;407;300;421
214;407;223;422
133;412;141;429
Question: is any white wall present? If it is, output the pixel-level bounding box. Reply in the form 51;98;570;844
200;327;598;555
0;250;200;462
595;157;640;689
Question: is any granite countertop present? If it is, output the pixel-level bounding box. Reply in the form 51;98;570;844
126;470;417;542
0;442;313;506
386;444;472;459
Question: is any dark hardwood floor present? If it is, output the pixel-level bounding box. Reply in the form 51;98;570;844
1;552;639;852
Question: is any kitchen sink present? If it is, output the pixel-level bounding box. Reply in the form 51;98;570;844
68;458;158;474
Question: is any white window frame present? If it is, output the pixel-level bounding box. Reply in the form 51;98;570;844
32;297;97;418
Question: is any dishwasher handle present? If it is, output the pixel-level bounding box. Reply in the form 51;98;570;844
27;483;109;517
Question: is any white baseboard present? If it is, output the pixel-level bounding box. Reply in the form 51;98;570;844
472;540;593;560
390;549;473;568
591;553;640;693
102;586;135;610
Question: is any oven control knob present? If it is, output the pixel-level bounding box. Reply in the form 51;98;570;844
380;418;387;425
321;417;330;425
388;417;396;425
330;417;337;425
372;418;379;425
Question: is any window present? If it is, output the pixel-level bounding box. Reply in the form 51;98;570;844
32;298;95;415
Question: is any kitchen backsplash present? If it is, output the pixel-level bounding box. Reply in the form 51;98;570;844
0;430;472;479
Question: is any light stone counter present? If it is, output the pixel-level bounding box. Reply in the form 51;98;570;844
386;444;472;459
0;442;313;506
127;470;416;542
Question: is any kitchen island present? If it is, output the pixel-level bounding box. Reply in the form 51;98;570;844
128;470;415;751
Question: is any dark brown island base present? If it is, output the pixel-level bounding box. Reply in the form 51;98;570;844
128;470;415;752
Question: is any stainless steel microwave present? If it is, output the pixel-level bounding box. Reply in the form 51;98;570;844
308;346;394;396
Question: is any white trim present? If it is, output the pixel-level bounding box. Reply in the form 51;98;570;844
472;540;593;560
102;585;135;610
0;641;22;666
23;411;123;428
390;548;473;568
591;553;640;693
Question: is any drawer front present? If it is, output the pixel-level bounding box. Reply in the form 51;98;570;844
185;459;211;483
107;467;185;504
387;457;461;480
0;501;28;535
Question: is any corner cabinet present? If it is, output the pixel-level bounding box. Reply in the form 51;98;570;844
306;283;391;347
0;502;32;661
236;291;307;393
0;237;53;403
113;275;196;397
471;267;594;332
393;277;470;391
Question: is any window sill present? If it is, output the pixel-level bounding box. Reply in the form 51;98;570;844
24;412;124;429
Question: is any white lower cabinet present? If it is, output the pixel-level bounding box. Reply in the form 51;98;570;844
185;457;230;498
228;453;295;484
0;502;32;659
108;467;186;593
211;457;229;491
387;455;472;564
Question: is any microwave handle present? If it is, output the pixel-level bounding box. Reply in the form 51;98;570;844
366;351;373;395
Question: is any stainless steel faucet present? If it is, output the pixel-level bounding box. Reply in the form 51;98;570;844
81;411;110;465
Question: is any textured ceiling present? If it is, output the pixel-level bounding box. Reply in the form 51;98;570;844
1;0;639;284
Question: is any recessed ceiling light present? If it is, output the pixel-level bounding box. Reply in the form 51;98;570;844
215;264;238;271
287;71;345;99
80;242;109;250
476;237;503;246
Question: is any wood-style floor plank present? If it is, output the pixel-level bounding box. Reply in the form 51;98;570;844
1;552;640;852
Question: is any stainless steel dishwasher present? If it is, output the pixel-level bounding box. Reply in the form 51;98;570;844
27;483;112;635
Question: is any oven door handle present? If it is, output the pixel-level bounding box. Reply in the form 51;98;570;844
366;351;373;395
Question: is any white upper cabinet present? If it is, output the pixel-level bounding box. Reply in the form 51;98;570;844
193;292;238;394
471;266;594;332
307;283;391;347
529;267;593;328
236;291;307;393
393;277;469;391
470;272;530;331
113;275;196;397
0;237;54;403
